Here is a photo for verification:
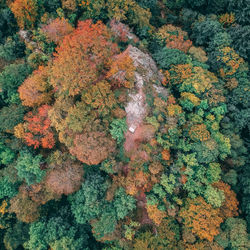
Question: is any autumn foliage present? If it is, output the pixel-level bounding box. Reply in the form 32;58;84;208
106;47;135;89
157;25;192;53
45;161;84;195
213;181;239;219
50;19;119;96
18;65;52;107
146;204;167;226
16;105;55;149
41;18;74;44
10;0;38;29
180;197;223;242
9;193;40;223
189;124;210;142
70;130;116;165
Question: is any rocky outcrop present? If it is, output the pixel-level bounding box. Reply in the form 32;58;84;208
123;45;167;155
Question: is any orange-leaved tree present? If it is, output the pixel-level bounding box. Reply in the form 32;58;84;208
10;0;38;29
189;124;210;142
18;65;52;107
41;18;74;44
50;19;119;96
213;181;239;219
157;25;192;53
106;46;135;88
16;105;55;149
179;196;223;242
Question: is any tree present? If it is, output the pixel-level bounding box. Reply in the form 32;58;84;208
153;47;189;70
213;181;238;219
81;80;117;116
110;118;127;144
189;124;210;142
0;176;18;199
10;0;38;29
157;24;192;53
3;222;29;250
45;158;84;195
191;18;223;46
179;197;223;242
9;193;40;223
146;204;167;225
0;34;25;62
215;218;250;249
106;48;136;88
203;185;225;208
18;65;53;107
69;172;109;224
0;63;32;104
70;128;116;165
50;19;118;97
15;150;45;185
17;105;55;149
0;7;18;44
79;0;151;28
24;206;91;250
0;104;25;133
61;0;77;11
41;18;73;44
113;187;136;220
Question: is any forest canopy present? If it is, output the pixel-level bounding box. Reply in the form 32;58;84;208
0;0;249;249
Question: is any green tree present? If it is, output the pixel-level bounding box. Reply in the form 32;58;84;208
0;104;25;132
0;63;32;104
0;35;25;62
0;176;18;199
113;187;136;220
15;150;45;185
110;118;127;144
69;172;109;224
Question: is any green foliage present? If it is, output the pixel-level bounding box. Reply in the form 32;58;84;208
110;118;127;144
0;105;25;132
69;172;109;224
206;163;221;183
222;169;237;186
15;150;45;185
153;47;189;69
215;217;250;249
113;187;136;220
160;174;176;195
40;0;61;13
0;63;32;104
100;158;117;174
0;139;16;165
24;206;90;250
136;0;157;9
238;162;250;230
208;32;232;52
0;176;18;199
186;0;206;8
3;222;29;250
204;185;225;208
0;35;25;61
0;7;18;43
192;140;219;164
191;18;223;46
228;0;250;25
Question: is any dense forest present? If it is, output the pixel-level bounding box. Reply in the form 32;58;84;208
0;0;249;249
